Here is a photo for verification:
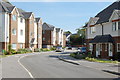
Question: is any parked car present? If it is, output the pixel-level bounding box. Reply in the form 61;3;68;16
55;47;64;52
77;47;87;53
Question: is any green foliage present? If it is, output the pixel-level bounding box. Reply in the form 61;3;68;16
11;49;17;54
34;48;41;52
17;48;32;54
8;44;12;54
70;52;86;59
85;57;119;64
3;50;9;55
50;47;56;50
40;48;51;52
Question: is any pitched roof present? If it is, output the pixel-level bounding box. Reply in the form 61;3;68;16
95;1;120;24
42;23;55;30
0;1;15;13
22;12;33;19
89;34;115;43
56;28;60;32
35;18;41;22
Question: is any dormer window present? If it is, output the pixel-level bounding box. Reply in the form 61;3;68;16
112;22;118;31
90;27;96;34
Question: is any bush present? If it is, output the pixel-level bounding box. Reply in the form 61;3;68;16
40;48;51;52
11;49;17;54
3;50;9;55
17;48;32;54
85;57;119;64
70;52;86;59
34;48;41;52
50;47;56;50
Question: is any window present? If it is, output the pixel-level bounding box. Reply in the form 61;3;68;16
90;27;96;34
117;43;120;52
20;18;23;23
20;29;23;36
30;20;33;24
100;44;102;51
112;22;118;31
43;31;45;34
38;34;41;38
20;44;23;49
30;32;33;36
12;29;16;35
118;21;120;30
43;37;45;41
12;44;16;49
12;15;16;21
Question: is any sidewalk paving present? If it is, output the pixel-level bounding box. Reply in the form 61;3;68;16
59;54;119;76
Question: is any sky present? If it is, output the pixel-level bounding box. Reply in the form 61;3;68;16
11;2;112;33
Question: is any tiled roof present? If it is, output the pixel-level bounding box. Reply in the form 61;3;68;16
42;23;55;30
35;18;41;22
22;12;33;19
95;1;120;24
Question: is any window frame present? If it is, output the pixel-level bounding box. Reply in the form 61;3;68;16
90;27;96;34
12;15;17;21
20;29;23;36
12;43;17;49
12;29;16;35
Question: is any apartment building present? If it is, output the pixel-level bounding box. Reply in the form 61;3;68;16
86;1;120;59
0;1;42;52
56;28;64;47
42;23;56;48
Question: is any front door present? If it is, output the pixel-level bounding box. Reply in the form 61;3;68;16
109;43;113;57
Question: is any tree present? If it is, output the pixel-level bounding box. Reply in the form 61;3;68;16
64;31;72;34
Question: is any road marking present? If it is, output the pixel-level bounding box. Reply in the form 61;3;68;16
18;55;34;79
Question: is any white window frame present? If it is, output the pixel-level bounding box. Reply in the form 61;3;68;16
12;43;17;49
12;29;16;35
20;18;23;23
20;44;23;49
90;27;96;34
112;22;118;31
12;15;17;21
20;29;23;36
117;43;120;52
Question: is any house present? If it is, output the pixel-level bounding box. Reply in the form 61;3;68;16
56;28;64;47
86;1;120;59
42;23;56;48
0;1;22;51
0;1;42;52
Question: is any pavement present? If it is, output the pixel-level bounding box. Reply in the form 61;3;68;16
58;54;120;76
0;50;119;79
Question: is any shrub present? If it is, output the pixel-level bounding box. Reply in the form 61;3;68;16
11;49;17;54
50;47;56;50
3;50;9;55
40;48;51;52
34;48;41;52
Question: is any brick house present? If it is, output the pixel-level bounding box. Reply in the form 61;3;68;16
42;23;56;48
0;1;22;51
86;1;120;59
0;1;42;52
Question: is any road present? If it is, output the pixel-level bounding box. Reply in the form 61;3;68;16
19;51;118;78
